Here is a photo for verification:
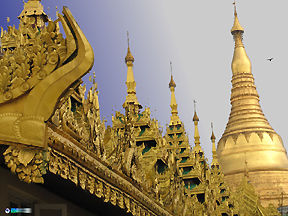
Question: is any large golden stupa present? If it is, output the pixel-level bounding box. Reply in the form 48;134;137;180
217;6;288;207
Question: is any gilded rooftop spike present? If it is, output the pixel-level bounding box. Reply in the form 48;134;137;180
192;107;203;154
168;62;180;126
123;34;141;110
211;123;219;168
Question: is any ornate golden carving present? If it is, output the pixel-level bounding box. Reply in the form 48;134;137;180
0;3;94;149
3;146;49;183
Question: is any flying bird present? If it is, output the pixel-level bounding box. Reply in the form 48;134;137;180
267;58;273;61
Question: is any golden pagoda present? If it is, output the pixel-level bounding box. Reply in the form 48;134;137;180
217;4;288;207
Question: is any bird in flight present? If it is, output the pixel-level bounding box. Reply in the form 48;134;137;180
267;58;273;61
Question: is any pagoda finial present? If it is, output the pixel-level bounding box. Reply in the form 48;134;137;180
211;123;219;168
211;123;215;140
192;100;199;122
231;1;244;35
168;62;180;126
169;61;176;88
125;31;134;63
233;1;236;16
123;33;141;111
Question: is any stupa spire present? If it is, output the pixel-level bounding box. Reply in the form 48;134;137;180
169;62;181;126
123;32;141;112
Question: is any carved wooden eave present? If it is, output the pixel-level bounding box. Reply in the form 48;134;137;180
47;123;174;216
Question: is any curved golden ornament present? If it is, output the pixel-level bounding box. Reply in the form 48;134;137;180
0;7;94;148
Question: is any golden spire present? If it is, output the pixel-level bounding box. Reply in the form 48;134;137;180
123;32;141;111
192;100;203;155
217;3;288;184
210;123;219;168
169;62;181;126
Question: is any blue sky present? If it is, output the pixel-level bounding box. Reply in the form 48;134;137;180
1;0;288;163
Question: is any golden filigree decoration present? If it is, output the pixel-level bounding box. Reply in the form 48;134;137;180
3;146;49;183
0;20;66;101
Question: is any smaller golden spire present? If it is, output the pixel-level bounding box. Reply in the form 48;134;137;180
192;100;203;155
123;32;141;111
211;123;219;168
169;62;181;126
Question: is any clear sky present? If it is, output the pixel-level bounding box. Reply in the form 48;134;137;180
1;0;288;163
